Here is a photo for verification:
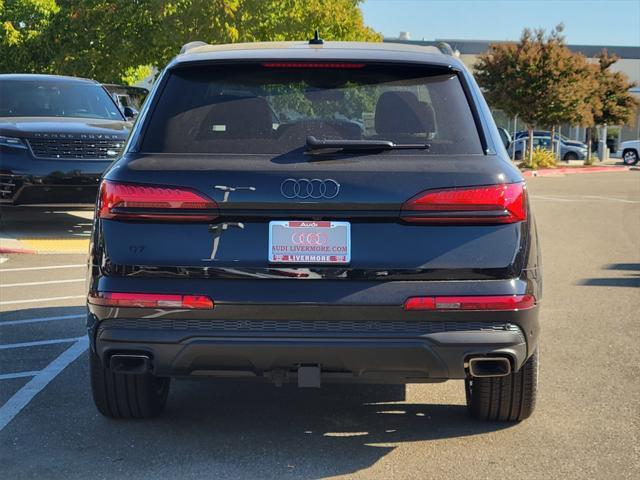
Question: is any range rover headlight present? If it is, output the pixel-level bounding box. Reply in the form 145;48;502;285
0;135;28;149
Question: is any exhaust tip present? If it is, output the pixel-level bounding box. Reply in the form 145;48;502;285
109;354;151;375
468;357;511;378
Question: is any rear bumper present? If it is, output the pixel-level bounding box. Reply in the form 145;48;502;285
91;306;539;383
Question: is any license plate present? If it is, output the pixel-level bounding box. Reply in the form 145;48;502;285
269;221;351;264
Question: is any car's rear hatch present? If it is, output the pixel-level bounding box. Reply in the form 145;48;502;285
94;60;529;304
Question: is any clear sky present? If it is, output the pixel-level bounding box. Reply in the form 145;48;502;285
361;0;640;46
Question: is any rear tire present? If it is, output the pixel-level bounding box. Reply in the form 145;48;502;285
465;349;538;422
90;350;170;419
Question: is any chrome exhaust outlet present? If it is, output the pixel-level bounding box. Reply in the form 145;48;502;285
468;357;511;378
109;354;151;375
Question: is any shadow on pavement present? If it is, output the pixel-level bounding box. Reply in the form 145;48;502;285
0;305;85;321
73;380;513;479
578;263;640;288
0;207;93;238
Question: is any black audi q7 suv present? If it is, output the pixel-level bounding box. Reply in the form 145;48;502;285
0;74;131;206
87;40;542;422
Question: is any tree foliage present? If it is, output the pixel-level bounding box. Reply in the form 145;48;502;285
475;25;596;131
475;25;638;164
0;0;381;83
589;49;638;127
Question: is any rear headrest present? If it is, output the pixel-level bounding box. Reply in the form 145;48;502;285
202;95;273;137
374;91;434;136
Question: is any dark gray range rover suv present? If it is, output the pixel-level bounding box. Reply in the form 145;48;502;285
87;40;541;422
0;74;130;206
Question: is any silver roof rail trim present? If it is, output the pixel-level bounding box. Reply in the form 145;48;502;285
435;42;455;56
180;41;208;55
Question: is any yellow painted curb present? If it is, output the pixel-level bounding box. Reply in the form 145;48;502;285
19;238;90;254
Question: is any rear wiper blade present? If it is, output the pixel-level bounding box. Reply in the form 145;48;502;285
306;136;430;153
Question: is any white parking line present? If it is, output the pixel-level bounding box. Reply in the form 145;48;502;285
0;278;85;288
0;336;83;350
0;313;85;327
530;194;640;204
0;337;88;432
581;195;639;204
530;195;581;202
0;295;85;306
0;371;40;381
0;264;85;273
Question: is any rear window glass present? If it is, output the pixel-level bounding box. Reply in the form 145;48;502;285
141;63;483;155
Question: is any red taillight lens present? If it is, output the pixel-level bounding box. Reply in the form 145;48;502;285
262;62;365;69
88;292;214;309
403;297;436;310
404;294;535;311
401;183;526;224
98;180;218;221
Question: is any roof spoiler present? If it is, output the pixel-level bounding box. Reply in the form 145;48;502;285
180;41;208;55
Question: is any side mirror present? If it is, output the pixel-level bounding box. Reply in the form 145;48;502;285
497;127;511;150
123;106;138;119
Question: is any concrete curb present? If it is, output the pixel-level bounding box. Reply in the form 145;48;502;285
522;166;632;177
0;238;36;255
0;247;38;254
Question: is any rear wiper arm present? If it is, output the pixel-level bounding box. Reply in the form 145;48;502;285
306;136;430;153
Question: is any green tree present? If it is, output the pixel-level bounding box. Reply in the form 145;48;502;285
0;0;381;84
0;0;60;72
475;25;595;165
533;26;596;159
586;50;638;161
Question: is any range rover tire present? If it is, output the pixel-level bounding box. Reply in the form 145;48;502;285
90;350;170;419
465;348;538;422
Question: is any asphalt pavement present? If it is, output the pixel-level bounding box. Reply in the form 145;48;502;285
0;171;638;479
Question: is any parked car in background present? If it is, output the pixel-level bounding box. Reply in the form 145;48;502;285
88;40;541;423
617;139;639;165
514;130;587;148
497;127;512;150
509;134;587;161
0;74;131;206
102;84;149;119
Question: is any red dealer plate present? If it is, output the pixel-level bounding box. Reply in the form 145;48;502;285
268;221;351;264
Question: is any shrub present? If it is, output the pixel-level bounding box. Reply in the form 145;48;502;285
584;151;599;165
519;146;557;169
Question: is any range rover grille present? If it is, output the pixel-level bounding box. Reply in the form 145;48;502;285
27;137;125;160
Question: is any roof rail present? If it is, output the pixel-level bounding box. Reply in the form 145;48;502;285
180;41;208;54
435;41;455;56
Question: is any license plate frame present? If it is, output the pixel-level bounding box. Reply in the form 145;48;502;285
268;220;351;264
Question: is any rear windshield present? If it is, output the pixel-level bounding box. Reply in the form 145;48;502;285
0;80;124;120
141;63;483;155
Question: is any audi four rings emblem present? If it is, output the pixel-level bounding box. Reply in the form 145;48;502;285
291;232;329;246
280;178;340;199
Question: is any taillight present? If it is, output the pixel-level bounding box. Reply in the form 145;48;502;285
404;294;535;311
88;292;214;309
401;183;526;224
98;180;218;221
